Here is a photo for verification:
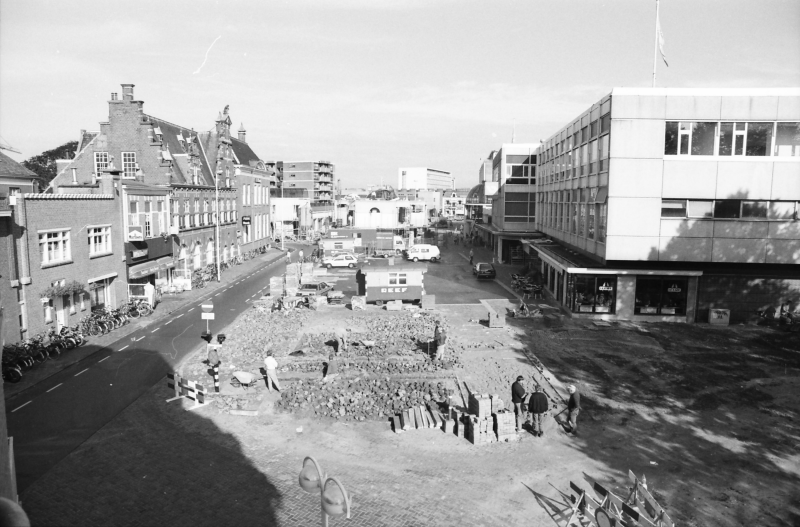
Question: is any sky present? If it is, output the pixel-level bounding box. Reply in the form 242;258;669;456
1;0;799;189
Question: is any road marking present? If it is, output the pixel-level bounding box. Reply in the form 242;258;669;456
46;383;63;393
75;368;89;376
151;327;160;333
164;319;172;325
99;356;109;362
175;313;184;318
134;336;144;342
11;401;31;413
214;293;220;297
118;345;129;351
188;308;194;312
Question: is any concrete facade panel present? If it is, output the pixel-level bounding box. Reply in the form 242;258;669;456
610;120;665;159
720;96;779;120
664;96;722;120
607;159;663;198
711;238;767;263
713;220;770;239
658;236;713;262
716;161;773;199
606;197;661;236
777;96;800;119
768;221;800;239
659;219;714;238
770;162;800;200
662;160;717;198
766;239;800;263
610;95;666;120
605;235;660;261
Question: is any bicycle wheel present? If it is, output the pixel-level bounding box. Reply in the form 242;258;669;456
2;368;22;383
88;324;103;337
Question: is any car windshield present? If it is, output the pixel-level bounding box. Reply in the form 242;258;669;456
478;264;492;270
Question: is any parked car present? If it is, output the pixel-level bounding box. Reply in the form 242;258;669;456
297;282;334;297
404;244;441;262
474;263;496;279
322;254;360;268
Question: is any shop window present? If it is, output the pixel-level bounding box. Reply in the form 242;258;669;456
774;122;800;156
635;277;688;316
572;275;616;314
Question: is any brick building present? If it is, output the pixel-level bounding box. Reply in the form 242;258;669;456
50;84;274;290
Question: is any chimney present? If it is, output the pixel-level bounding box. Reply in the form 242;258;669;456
71;168;77;185
110;93;118;101
238;123;246;143
121;83;135;101
100;165;122;196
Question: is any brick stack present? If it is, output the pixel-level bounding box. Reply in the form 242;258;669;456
468;393;492;419
493;410;518;442
490;393;504;413
466;416;496;445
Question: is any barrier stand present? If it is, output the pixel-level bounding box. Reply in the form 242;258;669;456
566;481;587;526
166;372;211;411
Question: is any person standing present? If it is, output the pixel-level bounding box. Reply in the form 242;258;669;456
528;384;548;437
566;385;581;436
511;376;528;431
299;249;304;262
264;351;281;393
323;353;339;382
334;327;348;355
469;248;474;265
207;342;221;393
433;321;447;360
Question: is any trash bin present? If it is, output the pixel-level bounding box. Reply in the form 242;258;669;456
709;309;730;326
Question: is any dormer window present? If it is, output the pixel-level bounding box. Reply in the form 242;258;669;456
153;126;163;143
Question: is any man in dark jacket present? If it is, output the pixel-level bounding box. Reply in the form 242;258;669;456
566;384;581;436
511;376;527;431
528;384;548;437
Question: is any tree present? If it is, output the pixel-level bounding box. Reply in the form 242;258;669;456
22;140;78;188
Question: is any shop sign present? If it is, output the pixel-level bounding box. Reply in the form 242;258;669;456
598;282;613;291
128;225;144;241
242;215;251;225
131;249;149;259
667;284;682;293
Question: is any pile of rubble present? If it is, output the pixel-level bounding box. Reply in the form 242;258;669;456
279;356;461;375
318;312;447;356
213;394;261;414
275;377;454;421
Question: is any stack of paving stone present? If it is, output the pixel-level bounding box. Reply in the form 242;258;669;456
469;393;492;419
493;410;518;442
395;401;447;433
285;267;299;297
269;277;283;297
466;393;496;445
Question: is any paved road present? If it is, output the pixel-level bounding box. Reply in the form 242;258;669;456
6;253;289;493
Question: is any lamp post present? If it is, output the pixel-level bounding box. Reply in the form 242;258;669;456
215;168;222;283
298;456;352;527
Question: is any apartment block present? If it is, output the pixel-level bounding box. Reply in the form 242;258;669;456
529;87;800;323
398;167;454;190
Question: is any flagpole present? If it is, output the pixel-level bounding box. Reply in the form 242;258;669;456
652;0;659;87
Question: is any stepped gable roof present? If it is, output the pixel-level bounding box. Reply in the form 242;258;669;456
147;116;213;185
230;137;262;168
0;150;38;180
76;131;99;154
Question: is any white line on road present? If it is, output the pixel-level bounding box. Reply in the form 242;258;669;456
134;336;144;342
99;356;109;362
151;327;160;333
12;401;31;413
164;320;172;325
46;383;63;393
214;293;220;297
188;308;194;312
119;345;129;351
175;313;184;318
75;368;89;376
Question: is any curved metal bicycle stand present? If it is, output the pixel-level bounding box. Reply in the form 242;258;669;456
299;456;352;526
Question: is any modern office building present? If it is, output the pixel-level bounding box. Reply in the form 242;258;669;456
398;167;454;190
527;87;800;323
474;143;540;263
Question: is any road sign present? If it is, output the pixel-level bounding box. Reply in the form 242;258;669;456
201;312;215;320
201;302;214;313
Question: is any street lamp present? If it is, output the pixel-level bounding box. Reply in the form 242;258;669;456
215;168;222;282
298;456;352;527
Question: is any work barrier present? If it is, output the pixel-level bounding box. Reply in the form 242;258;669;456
166;372;211;411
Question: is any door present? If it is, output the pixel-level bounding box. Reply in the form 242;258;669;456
55;295;67;330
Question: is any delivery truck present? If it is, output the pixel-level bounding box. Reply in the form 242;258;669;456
325;228;408;258
356;265;427;305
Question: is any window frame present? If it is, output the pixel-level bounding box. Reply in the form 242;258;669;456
121;152;137;178
87;224;112;257
38;228;72;266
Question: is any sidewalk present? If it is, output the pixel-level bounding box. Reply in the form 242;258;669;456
4;248;288;401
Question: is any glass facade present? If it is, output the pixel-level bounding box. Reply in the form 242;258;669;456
635;277;689;316
571;274;616;314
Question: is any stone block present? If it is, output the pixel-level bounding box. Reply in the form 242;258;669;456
421;295;435;310
392;416;402;433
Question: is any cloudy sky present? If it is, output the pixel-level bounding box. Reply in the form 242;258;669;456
2;0;799;188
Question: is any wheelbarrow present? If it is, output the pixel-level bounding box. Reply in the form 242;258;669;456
359;339;376;352
230;371;265;391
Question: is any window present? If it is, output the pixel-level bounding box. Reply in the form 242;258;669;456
88;226;111;256
581;126;589;144
600;114;610;134
714;200;741;219
598;204;607;243
94;152;109;175
578;204;586;236
635;277;688;316
122;152;136;178
688;200;713;218
745;123;773;156
39;230;71;265
588;205;596;239
144;200;153;236
504;192;535;223
742;201;768;218
599;135;609;172
661;200;687;218
388;273;407;285
769;201;798;220
774;122;800;156
571;275;616;314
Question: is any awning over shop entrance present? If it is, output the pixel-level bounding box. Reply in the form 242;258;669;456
128;256;175;279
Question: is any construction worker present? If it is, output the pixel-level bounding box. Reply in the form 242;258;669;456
565;385;581;436
528;384;548;437
264;351;281;393
334;327;348;355
511;376;528;432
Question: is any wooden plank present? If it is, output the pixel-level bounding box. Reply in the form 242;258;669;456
392;416;402;433
426;409;436;428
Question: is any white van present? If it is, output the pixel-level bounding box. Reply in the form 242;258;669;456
405;244;441;262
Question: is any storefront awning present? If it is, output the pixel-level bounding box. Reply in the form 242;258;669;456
128;256;174;279
87;272;118;284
